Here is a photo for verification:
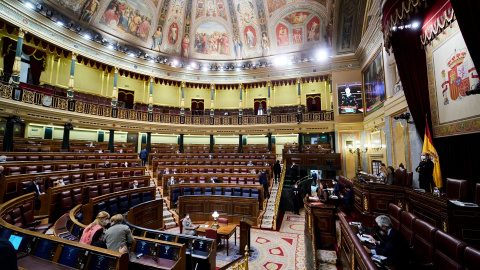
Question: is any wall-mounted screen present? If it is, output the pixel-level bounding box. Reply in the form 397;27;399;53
337;82;363;114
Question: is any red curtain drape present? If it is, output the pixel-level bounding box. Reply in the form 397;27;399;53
450;0;480;69
306;97;313;112
2;37;45;85
391;27;432;136
191;99;204;115
315;97;321;111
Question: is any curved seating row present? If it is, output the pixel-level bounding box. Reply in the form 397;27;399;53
0;152;140;162
45;176;150;221
157;165;271;178
82;186;156;224
1;167;145;202
160;173;269;195
1;159;141;175
0;193;129;270
169;184;263;208
388;203;480;269
153;159;273;175
148;153;275;165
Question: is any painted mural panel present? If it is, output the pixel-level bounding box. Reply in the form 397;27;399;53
195;0;228;21
266;0;286;17
235;0;257;28
244;26;257;48
292;28;302;44
161;0;185;54
100;0;153;42
306;16;320;42
283;12;310;25
80;0;101;23
193;22;230;56
276;23;289;47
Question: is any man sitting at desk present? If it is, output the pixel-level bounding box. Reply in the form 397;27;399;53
339;185;354;211
332;179;342;196
364;215;410;269
182;213;199;236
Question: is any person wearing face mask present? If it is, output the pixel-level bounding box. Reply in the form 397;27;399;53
364;215;410;270
416;152;434;192
292;183;301;215
80;211;110;247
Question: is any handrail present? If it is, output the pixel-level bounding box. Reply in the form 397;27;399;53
0;81;334;125
273;163;287;230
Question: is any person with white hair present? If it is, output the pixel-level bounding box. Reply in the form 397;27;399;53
364;215;410;269
0;155;7;162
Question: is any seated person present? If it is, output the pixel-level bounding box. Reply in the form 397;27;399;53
53;179;66;187
130;180;139;189
317;182;329;203
80;211;110;247
332;179;342;196
172;168;178;174
364;215;410;270
0;155;7;162
339;185;354;211
210;177;219;183
247;161;254;166
118;149;123;154
104;214;133;253
261;155;266;159
160;168;170;178
182;213;199;236
183;168;190;173
208;155;213;159
102;161;110;168
179;178;185;184
121;161;129;168
167;176;177;188
250;169;256;174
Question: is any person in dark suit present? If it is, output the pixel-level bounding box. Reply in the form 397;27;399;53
140;148;148;167
130;180;139;189
292;183;301;215
259;170;269;198
102;161;110;168
273;160;281;183
416;152;434;192
364;215;410;270
339;185;354;211
290;162;298;184
26;178;44;210
0;238;18;270
332;179;342;196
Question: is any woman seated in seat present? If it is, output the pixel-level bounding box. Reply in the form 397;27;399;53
317;182;329;203
80;211;110;248
53;179;65;187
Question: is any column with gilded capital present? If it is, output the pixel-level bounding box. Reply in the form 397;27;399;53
11;28;26;84
180;81;186;124
67;53;77;110
267;81;272;123
111;67;119;117
148;77;154;121
210;83;215;125
296;78;302;123
238;83;243;125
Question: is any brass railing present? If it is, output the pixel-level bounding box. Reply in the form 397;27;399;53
0;82;334;125
273;163;287;230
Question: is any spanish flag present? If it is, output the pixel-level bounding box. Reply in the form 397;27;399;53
422;122;443;188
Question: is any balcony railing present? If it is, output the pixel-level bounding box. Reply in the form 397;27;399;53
0;82;334;125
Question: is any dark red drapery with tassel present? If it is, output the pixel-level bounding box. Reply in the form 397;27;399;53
450;0;480;69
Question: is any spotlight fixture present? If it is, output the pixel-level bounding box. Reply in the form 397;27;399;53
46;10;53;18
242;64;246;69
412;21;420;29
264;62;268;67
144;53;149;59
93;34;99;41
163;59;168;63
116;43;121;51
317;49;328;61
202;66;209;72
128;52;135;57
122;47;128;53
55;19;64;26
247;63;252;68
137;51;142;57
107;43;114;50
25;1;35;9
36;3;43;11
75;27;82;33
214;65;218;70
393;113;412;123
190;63;197;69
101;38;108;44
83;33;91;40
67;22;74;28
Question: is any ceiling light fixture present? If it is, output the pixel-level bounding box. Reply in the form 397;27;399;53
412;21;420;29
55;19;64;27
25;1;35;9
317;49;329;61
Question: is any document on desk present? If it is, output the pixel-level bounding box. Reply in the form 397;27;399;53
357;233;373;242
199;225;209;228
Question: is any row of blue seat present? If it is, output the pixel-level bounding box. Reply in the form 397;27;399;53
93;191;152;217
171;187;259;206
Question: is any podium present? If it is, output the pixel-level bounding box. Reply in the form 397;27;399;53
238;218;254;254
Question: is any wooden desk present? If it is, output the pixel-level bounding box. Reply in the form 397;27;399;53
17;253;76;270
304;197;336;269
196;221;237;256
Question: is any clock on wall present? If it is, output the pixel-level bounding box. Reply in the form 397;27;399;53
42;96;52;107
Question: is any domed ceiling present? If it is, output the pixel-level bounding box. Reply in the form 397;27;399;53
39;0;365;61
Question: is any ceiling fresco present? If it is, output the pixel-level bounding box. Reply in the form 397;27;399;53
39;0;364;60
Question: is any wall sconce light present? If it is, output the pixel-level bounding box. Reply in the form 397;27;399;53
211;211;220;229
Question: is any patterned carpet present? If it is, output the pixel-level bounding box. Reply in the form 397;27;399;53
165;210;338;269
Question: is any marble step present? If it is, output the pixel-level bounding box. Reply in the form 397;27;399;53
164;222;177;229
164;211;173;217
164;217;175;223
